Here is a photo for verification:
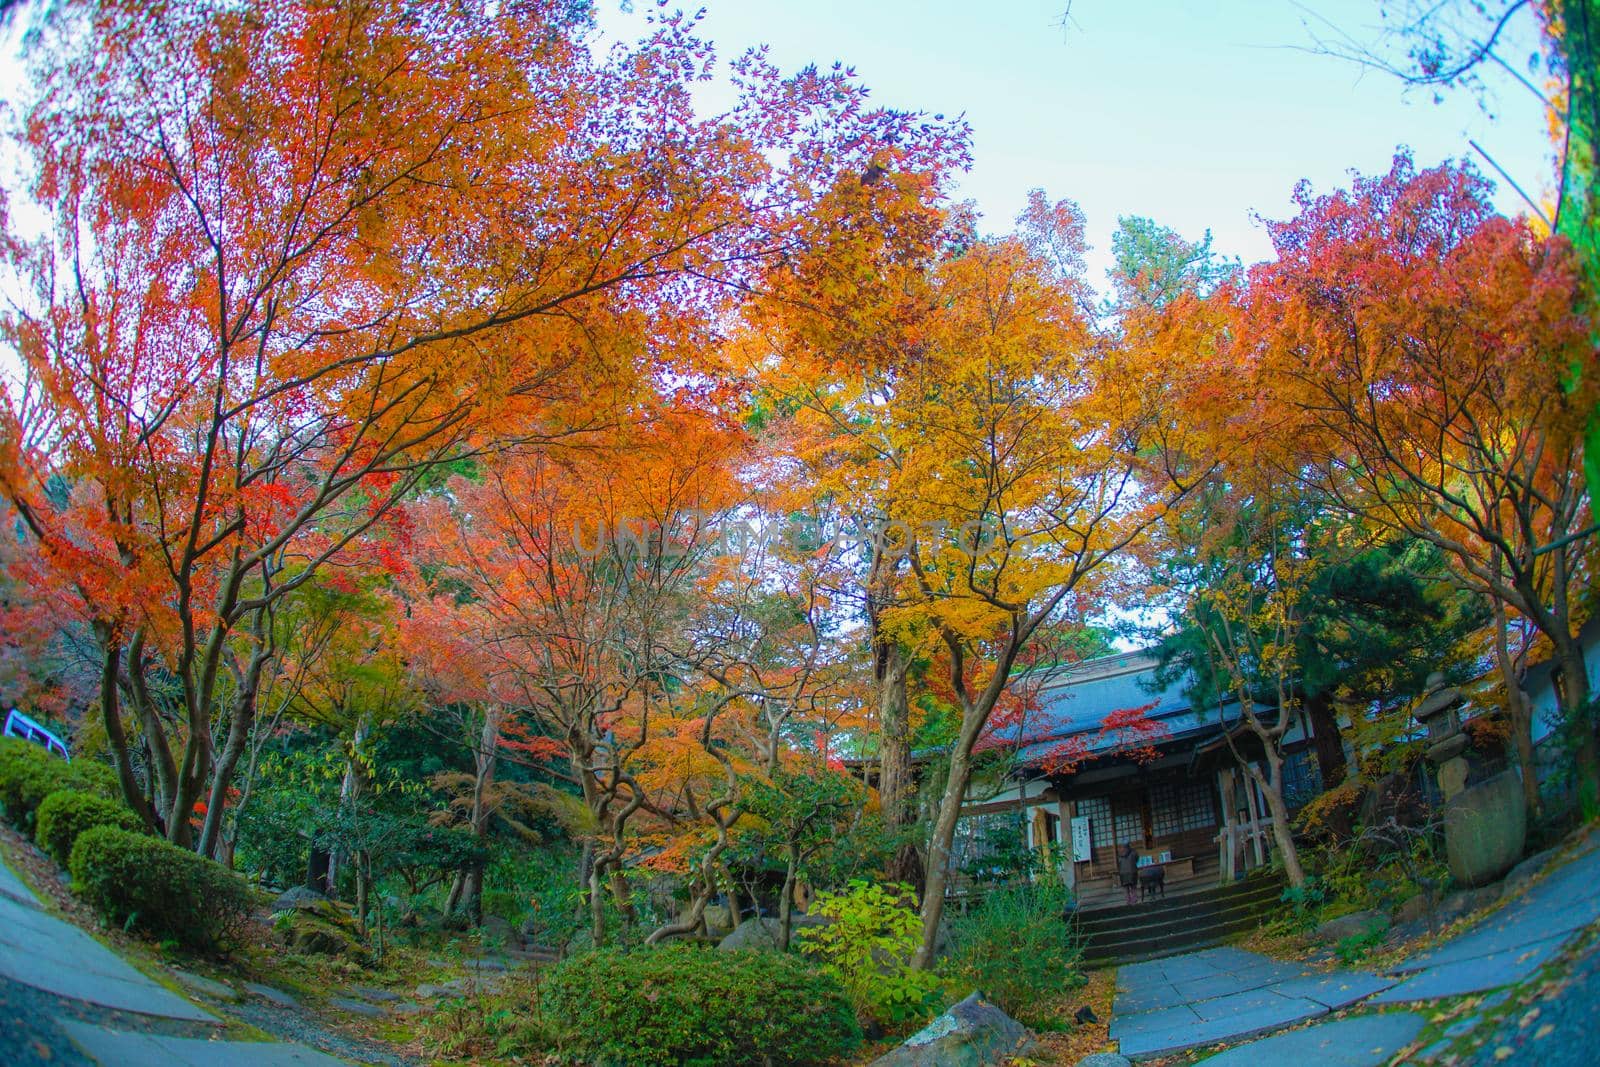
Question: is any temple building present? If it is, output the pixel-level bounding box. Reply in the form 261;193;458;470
948;649;1326;906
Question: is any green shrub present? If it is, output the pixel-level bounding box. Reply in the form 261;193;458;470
35;790;142;867
0;739;122;833
68;759;122;801
69;826;254;953
798;880;943;1029
538;945;861;1066
944;878;1080;1024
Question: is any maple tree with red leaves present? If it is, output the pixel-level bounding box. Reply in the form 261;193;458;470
0;0;964;856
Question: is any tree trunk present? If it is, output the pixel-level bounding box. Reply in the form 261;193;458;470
1248;755;1305;888
778;845;799;952
877;645;924;893
355;849;370;937
94;630;161;833
306;847;331;895
1305;689;1347;788
1552;637;1598;796
1493;611;1542;821
913;739;972;970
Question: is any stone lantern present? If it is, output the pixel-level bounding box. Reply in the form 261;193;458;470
1413;671;1527;887
1414;671;1469;795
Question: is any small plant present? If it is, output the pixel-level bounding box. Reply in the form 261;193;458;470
944;877;1080;1025
1334;918;1388;964
34;790;142;866
798;879;943;1029
537;944;860;1066
69;826;255;953
1271;878;1326;935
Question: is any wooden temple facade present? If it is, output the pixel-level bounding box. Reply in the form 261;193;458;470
947;651;1328;905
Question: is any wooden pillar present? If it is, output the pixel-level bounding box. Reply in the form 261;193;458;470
1215;767;1234;883
1060;797;1077;892
1245;768;1266;868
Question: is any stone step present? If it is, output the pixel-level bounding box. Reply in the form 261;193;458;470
1081;909;1270;967
1073;877;1284;935
1075;873;1286;968
1079;890;1282;950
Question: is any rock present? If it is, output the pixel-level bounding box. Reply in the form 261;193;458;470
1074;1055;1131;1067
1444;768;1527;887
1392;893;1432;925
243;982;299;1008
391;1000;429;1016
328;996;386;1019
279;910;365;960
870;991;1037;1067
1501;848;1556;896
270;885;329;914
169;969;239;1001
717;914;831;951
479;914;519;947
348;985;401;1003
1073;1004;1099;1026
416;978;470;999
1433;885;1500;927
465;957;509;972
1314;909;1388;944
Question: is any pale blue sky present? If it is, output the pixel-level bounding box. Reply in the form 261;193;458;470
598;1;1557;296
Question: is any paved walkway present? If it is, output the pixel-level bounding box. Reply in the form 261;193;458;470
0;855;346;1066
1110;830;1600;1063
1109;946;1400;1058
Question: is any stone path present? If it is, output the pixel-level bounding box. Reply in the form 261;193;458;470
1190;1011;1427;1066
0;855;347;1066
1371;831;1600;1005
1110;829;1600;1062
1109;946;1397;1058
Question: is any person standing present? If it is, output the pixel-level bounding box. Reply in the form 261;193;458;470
1118;842;1139;906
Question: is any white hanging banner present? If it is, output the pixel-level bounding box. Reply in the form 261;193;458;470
1070;815;1092;863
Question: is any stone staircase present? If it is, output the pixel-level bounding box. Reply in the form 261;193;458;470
1075;871;1286;968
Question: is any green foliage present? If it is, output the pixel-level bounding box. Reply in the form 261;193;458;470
0;739;120;832
69;826;255;953
418;976;547;1062
34;789;141;866
798;880;942;1028
537;945;861;1067
1312;825;1448;920
1334;918;1388;965
944;878;1080;1023
1269;879;1327;936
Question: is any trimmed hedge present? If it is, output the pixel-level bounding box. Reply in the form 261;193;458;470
538;945;861;1067
35;790;142;867
69;826;254;953
0;738;121;833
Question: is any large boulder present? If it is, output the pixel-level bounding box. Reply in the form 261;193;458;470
675;902;736;936
479;913;520;948
275;896;368;962
270;885;329;914
870;991;1037;1067
1444;768;1527;887
716;913;830;951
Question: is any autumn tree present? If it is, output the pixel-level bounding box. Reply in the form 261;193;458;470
1245;155;1598;792
404;406;748;940
735;163;964;892
0;0;952;856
